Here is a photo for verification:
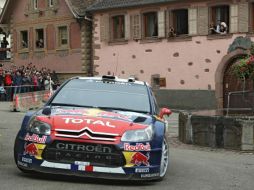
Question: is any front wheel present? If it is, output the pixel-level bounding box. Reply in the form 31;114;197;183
159;138;169;180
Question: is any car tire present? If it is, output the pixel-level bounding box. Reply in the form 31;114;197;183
157;137;169;181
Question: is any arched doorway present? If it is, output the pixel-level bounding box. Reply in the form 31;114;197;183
223;57;254;109
215;49;249;110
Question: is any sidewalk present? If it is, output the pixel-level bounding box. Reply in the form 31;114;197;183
0;102;11;111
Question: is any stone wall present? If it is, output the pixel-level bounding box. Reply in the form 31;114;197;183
154;89;216;110
179;111;254;151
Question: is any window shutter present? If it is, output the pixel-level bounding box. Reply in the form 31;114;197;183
158;10;165;38
100;14;109;42
165;10;170;37
198;7;208;35
131;14;141;40
125;14;130;40
230;4;238;33
188;8;197;35
238;2;249;33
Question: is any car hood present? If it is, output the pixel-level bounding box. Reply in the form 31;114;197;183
36;107;154;141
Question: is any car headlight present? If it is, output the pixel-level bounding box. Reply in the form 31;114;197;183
121;125;154;142
28;118;51;135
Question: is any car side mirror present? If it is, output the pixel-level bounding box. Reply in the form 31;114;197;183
159;108;172;119
42;106;51;116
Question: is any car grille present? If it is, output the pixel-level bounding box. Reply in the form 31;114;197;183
42;141;125;167
55;127;118;141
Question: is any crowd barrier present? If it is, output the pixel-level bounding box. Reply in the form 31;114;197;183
11;90;52;112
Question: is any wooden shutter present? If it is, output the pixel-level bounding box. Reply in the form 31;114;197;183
198;7;208;35
100;14;109;42
188;8;197;35
131;14;141;40
125;14;130;40
158;10;165;38
230;4;238;33
238;2;249;33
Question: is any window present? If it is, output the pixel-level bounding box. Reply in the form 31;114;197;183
49;0;54;7
172;9;188;35
34;0;38;10
20;31;28;49
210;5;229;34
112;15;125;40
58;26;68;47
143;12;158;38
35;29;44;48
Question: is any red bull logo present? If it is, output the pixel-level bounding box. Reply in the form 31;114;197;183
24;143;38;156
130;152;150;166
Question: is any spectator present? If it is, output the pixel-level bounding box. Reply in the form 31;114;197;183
51;70;59;90
13;70;22;96
0;64;3;86
4;70;12;101
0;81;6;101
0;63;59;101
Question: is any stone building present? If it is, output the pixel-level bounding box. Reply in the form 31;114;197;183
0;0;95;79
87;0;254;110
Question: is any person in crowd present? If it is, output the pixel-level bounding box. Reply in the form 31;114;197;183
0;64;3;86
13;70;22;96
209;21;227;35
0;81;6;101
0;63;59;101
22;72;31;93
168;27;177;38
51;70;59;90
219;22;227;34
4;70;13;101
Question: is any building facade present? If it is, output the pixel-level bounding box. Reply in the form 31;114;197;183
0;0;95;79
88;0;254;109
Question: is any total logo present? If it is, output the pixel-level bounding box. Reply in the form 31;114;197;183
124;143;151;151
63;118;116;128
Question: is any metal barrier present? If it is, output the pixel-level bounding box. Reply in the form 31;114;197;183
11;90;52;112
226;90;254;115
0;85;49;102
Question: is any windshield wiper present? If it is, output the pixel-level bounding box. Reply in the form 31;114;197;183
96;106;149;114
50;103;95;108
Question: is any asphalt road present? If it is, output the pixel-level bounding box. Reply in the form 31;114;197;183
0;102;254;190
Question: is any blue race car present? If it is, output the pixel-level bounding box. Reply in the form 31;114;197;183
14;76;171;181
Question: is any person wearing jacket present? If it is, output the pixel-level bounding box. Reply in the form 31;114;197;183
13;70;22;96
4;70;12;101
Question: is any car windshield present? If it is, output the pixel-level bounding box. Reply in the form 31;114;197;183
51;79;151;113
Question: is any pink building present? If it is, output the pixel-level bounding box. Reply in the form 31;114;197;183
88;0;254;110
0;0;95;79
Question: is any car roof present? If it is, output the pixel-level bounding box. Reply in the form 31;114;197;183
72;76;149;86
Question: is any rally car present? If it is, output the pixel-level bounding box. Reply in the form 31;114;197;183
14;76;172;181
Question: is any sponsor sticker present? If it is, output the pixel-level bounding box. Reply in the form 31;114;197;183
135;168;150;173
124;143;151;151
131;152;150;166
21;157;32;164
74;161;90;166
24;133;47;144
63;118;116;128
23;143;46;160
141;173;160;178
17;161;28;167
